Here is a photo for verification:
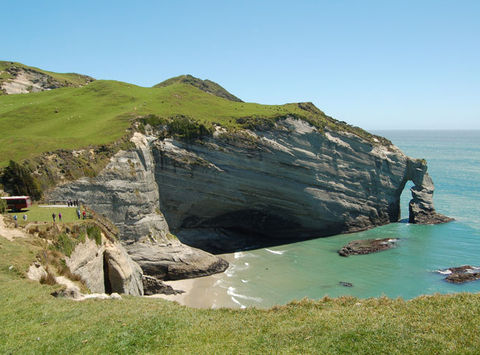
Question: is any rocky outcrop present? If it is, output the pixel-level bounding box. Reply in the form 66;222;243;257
152;118;450;251
127;241;229;280
438;265;480;284
154;74;243;102
66;236;144;295
407;160;453;224
104;242;144;295
338;238;399;257
0;64;94;95
49;133;229;279
27;262;48;281
142;275;185;295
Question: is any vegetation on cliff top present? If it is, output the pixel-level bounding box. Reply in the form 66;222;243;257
1;233;480;353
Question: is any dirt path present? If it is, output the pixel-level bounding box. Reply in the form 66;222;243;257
0;215;28;241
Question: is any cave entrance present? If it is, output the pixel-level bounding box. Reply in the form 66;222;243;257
103;252;112;294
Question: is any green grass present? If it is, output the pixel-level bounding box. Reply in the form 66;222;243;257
7;205;80;224
0;78;385;167
1;235;480;353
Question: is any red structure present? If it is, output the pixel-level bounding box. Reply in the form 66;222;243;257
1;196;32;211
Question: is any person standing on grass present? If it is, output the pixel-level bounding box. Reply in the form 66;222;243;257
76;208;81;219
23;214;27;222
52;213;56;222
13;214;18;228
82;210;86;220
58;212;62;222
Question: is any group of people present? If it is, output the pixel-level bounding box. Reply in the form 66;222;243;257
12;214;27;228
76;207;87;220
67;199;80;207
51;208;87;222
51;212;62;222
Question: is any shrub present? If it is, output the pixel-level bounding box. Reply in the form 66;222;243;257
39;266;57;285
0;160;42;200
167;115;212;141
138;114;213;141
0;198;6;214
86;225;102;245
54;233;77;257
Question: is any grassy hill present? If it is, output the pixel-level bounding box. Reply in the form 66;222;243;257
154;74;243;102
0;77;383;167
2;234;480;353
0;61;94;93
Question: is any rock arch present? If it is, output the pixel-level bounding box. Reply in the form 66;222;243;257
405;159;453;224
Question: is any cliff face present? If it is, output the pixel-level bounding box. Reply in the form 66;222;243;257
49;117;450;275
151;117;450;252
48;133;229;280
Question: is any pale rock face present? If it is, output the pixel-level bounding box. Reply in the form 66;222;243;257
49;133;229;279
65;236;144;296
0;66;93;94
66;237;106;293
1;68;55;94
104;242;144;295
27;262;48;282
50;133;170;243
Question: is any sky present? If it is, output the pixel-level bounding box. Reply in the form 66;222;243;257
1;0;479;129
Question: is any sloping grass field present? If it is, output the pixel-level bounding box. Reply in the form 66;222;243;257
1;235;480;354
0;79;338;166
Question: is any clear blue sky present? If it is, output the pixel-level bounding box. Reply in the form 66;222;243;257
2;0;479;129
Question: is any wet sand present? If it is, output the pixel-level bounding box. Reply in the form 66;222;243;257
147;253;239;309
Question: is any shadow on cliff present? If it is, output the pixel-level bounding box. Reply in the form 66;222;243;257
176;227;326;254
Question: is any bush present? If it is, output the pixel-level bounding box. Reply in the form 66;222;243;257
86;225;102;245
167;115;212;140
138;114;213;141
0;198;6;214
54;233;77;257
0;160;42;200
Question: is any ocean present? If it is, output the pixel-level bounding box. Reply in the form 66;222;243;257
181;130;480;309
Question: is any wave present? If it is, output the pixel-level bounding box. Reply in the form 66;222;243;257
230;296;246;309
265;248;286;255
227;287;262;303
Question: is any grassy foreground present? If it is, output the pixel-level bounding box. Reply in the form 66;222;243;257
1;236;480;354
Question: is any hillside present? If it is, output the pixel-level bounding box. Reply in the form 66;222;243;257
0;77;385;167
2;234;480;353
154;74;243;102
0;61;94;95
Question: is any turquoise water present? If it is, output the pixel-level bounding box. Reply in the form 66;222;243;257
214;130;480;308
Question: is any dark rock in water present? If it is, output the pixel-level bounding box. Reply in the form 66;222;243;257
339;281;353;287
338;238;398;257
408;204;454;224
142;275;185;295
438;265;480;284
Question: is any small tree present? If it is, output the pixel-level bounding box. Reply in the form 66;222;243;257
0;160;42;200
0;198;6;213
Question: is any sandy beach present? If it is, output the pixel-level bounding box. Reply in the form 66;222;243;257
146;253;239;309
